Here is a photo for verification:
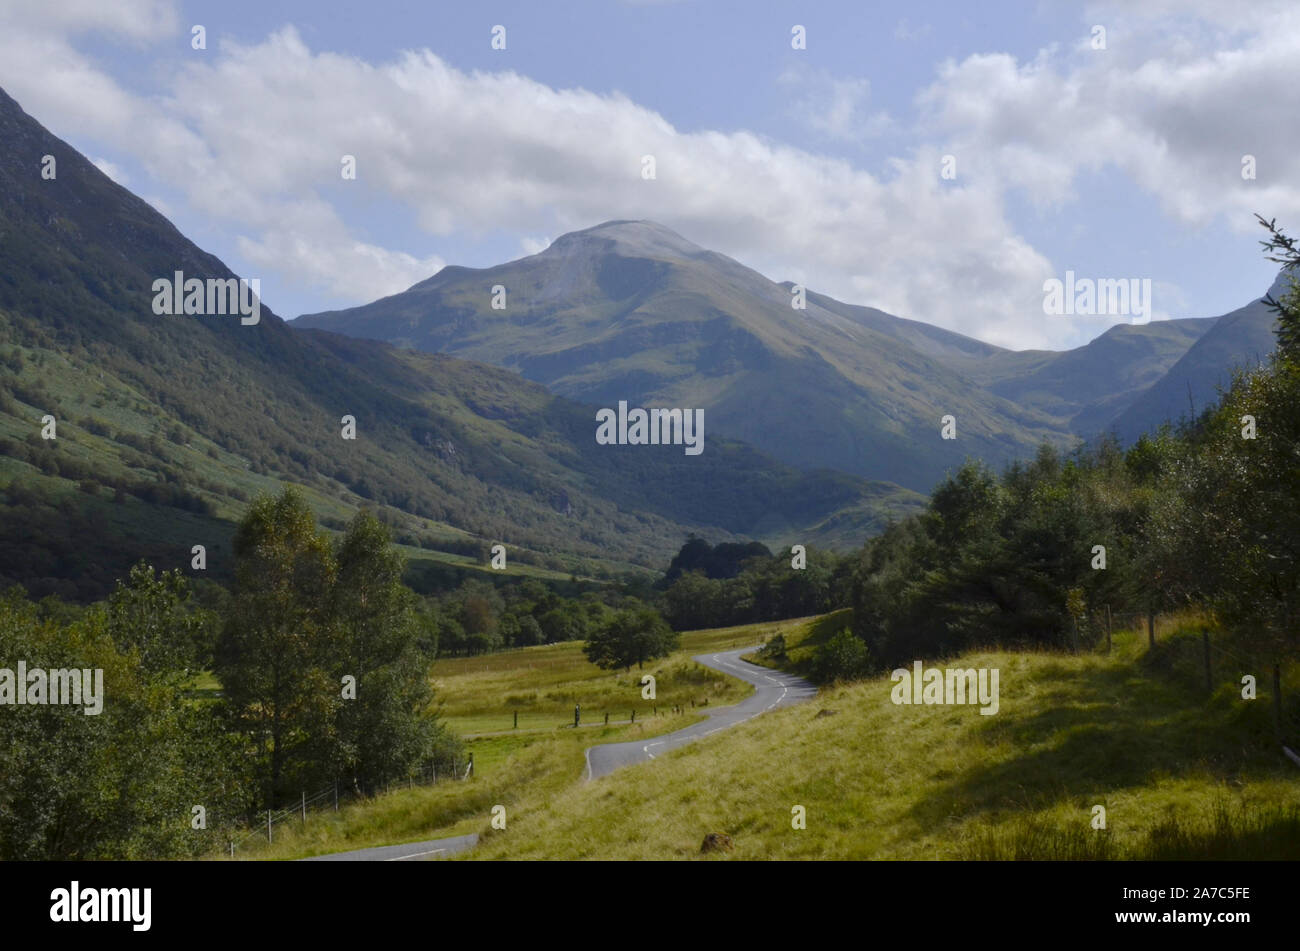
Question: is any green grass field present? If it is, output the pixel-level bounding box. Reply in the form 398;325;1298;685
464;614;1300;860
432;622;803;736
227;618;811;859
231;612;1300;861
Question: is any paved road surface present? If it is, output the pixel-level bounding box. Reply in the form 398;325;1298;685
301;645;815;859
584;646;816;780
301;833;479;862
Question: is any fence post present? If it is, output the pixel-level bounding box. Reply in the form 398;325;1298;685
230;841;234;859
1274;665;1284;740
1202;630;1212;694
1147;607;1155;650
468;753;474;778
514;710;518;730
1105;604;1112;654
334;782;338;811
301;791;306;823
267;810;272;843
604;712;609;726
631;709;635;723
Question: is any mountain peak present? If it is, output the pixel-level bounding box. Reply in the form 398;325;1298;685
543;219;707;260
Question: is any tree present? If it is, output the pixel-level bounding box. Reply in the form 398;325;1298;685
1256;214;1300;359
105;561;212;676
215;488;336;807
330;509;451;793
0;586;250;859
584;606;679;670
813;629;871;684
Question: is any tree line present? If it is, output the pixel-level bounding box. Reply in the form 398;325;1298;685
0;489;460;859
817;217;1300;685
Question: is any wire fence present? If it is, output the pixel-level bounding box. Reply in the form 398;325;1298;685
1073;605;1299;752
226;755;475;857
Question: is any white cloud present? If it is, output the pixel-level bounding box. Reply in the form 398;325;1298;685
915;3;1300;231
2;3;1296;350
91;156;128;185
778;66;894;142
0;0;179;42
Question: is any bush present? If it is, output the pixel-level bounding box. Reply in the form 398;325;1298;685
813;629;871;683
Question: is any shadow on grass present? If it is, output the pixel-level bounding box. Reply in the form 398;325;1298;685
961;801;1300;860
903;645;1288;842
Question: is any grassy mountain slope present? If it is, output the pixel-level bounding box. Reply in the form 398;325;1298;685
297;220;1074;491
1109;275;1289;441
0;88;919;600
297;220;1256;486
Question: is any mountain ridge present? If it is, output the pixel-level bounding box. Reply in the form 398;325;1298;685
0;87;919;600
297;218;1277;490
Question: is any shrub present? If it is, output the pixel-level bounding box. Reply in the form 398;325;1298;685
813;629;871;683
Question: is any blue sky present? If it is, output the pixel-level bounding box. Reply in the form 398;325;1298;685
1;0;1295;349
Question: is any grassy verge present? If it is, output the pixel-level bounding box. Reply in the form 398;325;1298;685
741;608;850;679
462;618;1300;860
225;617;814;859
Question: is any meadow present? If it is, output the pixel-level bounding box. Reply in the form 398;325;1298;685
231;612;1300;860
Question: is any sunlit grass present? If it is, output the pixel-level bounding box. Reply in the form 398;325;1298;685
463;622;1300;860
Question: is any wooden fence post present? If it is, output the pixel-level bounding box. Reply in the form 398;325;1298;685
267;810;272;843
514;710;518;730
1274;664;1284;740
301;791;306;822
1202;630;1212;694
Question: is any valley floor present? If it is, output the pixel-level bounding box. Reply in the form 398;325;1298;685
238;615;1300;861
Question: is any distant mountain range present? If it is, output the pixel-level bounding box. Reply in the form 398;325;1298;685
0;87;919;600
0;82;1284;601
297;221;1286;491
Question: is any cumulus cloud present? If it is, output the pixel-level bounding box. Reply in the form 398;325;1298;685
778;66;894;142
91;157;128;185
0;1;1295;350
916;2;1300;230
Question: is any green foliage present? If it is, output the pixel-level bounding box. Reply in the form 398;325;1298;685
659;539;851;631
215;489;459;806
583;606;680;670
759;633;788;659
0;585;250;859
106;561;213;674
812;628;871;683
1256;214;1300;359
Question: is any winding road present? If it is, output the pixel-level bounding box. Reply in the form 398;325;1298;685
584;646;816;780
299;646;815;861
